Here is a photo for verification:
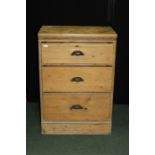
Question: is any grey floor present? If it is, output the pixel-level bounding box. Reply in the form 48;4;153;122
27;103;129;155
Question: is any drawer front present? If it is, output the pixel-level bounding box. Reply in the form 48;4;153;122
42;93;112;121
42;67;113;92
41;43;114;65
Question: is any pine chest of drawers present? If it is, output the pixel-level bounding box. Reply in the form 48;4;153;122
38;26;117;134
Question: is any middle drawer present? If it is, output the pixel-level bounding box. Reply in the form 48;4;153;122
42;67;113;92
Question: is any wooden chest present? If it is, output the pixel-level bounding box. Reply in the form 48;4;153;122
38;26;117;134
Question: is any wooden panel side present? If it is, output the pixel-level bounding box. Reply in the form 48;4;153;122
38;40;43;122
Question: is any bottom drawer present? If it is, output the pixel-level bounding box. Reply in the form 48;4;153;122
42;93;112;122
41;122;111;135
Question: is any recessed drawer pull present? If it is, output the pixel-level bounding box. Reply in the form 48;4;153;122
70;104;87;110
71;77;84;82
71;50;84;56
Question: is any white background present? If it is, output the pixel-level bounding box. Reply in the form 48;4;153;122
0;0;155;154
130;0;155;154
0;0;26;155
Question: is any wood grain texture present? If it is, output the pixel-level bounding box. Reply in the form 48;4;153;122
38;26;117;41
38;26;117;135
41;43;114;65
41;122;111;135
39;38;116;43
38;40;44;122
42;93;112;121
42;67;113;92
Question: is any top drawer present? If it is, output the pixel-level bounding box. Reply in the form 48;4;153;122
41;43;114;65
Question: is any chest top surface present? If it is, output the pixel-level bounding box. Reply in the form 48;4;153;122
38;26;117;40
